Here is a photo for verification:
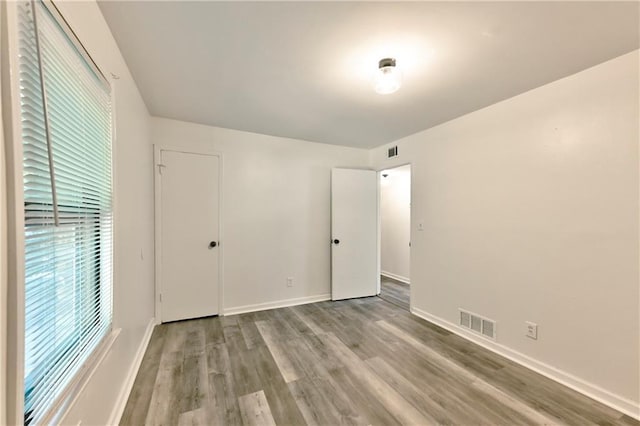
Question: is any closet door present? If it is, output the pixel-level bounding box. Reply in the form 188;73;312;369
158;149;220;322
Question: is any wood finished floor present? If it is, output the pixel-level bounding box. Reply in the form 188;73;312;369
379;278;410;311
121;297;638;426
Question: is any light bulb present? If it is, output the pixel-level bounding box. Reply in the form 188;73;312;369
374;58;401;95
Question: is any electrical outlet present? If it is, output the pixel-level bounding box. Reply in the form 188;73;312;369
286;277;294;287
417;222;424;231
525;321;538;340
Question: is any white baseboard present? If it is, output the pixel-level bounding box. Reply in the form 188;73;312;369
410;307;640;420
224;293;331;316
107;317;156;426
381;270;410;284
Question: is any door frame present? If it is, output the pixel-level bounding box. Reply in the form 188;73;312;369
376;162;412;311
153;143;224;324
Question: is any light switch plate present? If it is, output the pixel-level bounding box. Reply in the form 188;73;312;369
526;321;538;339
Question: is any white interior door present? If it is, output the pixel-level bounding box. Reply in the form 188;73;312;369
159;150;220;322
331;168;378;300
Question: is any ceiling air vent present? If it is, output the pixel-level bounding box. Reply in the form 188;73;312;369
459;309;496;340
387;146;398;158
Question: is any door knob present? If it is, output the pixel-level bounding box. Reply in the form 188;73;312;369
208;241;218;249
333;239;340;245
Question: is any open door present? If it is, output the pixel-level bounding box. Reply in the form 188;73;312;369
331;168;378;300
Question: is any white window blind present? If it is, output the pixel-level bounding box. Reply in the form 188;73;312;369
17;1;113;424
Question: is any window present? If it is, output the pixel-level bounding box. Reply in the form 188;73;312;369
17;1;113;423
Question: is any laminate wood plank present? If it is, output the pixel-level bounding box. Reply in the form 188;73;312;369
376;320;563;425
370;324;547;425
239;319;266;350
228;347;263;397
250;344;307;425
383;314;507;384
279;307;315;336
288;377;345;426
319;323;377;361
235;311;259;324
249;309;272;322
488;364;624;425
255;320;305;383
256;309;299;341
179;352;208;414
222;315;247;353
289;304;326;335
372;328;473;394
300;333;344;373
348;302;389;322
302;304;382;360
178;323;208;415
621;415;640;426
238;390;277;426
144;321;191;426
120;325;166;426
304;302;350;333
144;350;183;426
329;366;402;426
367;322;518;423
319;332;432;425
287;335;333;379
333;304;370;329
379;278;410;310
217;322;262;400
308;375;369;425
365;296;406;319
384;289;408;304
235;312;267;350
202;316;225;346
177;408;205;426
205;341;242;425
296;303;336;333
365;356;455;425
207;370;243;426
386;312;512;378
385;303;452;338
470;379;560;425
183;327;205;357
382;280;410;296
370;344;523;425
205;342;230;375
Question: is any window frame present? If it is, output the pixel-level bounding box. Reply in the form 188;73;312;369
1;1;118;424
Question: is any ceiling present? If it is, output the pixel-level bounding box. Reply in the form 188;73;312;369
98;1;639;149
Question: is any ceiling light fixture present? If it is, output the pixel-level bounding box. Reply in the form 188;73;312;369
374;58;401;95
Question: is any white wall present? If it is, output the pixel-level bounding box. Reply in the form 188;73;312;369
0;3;7;423
380;165;411;283
370;51;640;415
1;1;155;424
151;117;369;313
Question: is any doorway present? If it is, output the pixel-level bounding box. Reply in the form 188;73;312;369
155;148;222;323
378;164;411;310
